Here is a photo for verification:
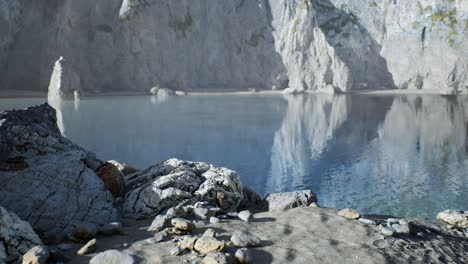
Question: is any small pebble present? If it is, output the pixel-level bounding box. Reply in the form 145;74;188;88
238;211;253;222
203;228;216;238
235;248;253;263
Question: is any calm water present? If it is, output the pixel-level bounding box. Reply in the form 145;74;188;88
1;94;467;219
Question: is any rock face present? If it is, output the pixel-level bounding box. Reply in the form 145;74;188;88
0;206;42;262
1;0;466;93
0;104;117;239
120;159;244;218
264;190;317;211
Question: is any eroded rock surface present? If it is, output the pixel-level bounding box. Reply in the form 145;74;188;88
0;206;42;262
264;190;317;211
0;104;117;239
120;159;244;218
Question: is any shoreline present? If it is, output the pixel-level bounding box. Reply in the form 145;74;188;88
1;88;467;99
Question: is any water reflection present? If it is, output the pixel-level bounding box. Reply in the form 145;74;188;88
1;94;467;218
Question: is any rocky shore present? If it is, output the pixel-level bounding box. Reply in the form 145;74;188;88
0;104;467;264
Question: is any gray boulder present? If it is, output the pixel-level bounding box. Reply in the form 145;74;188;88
0;104;117;239
264;190;317;211
89;250;134;264
120;159;244;219
0;206;42;262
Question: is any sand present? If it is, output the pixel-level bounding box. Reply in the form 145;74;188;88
64;207;467;264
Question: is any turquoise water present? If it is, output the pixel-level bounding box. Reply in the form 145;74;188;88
1;94;467;219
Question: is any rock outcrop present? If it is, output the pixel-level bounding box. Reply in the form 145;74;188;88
0;104;117;240
0;206;43;263
120;159;244;218
0;0;465;93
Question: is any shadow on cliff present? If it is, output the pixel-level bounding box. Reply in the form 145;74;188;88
313;0;396;90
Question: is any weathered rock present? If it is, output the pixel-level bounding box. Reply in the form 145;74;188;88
391;224;410;235
0;206;42;261
179;235;198;250
121;159;243;218
192;207;217;220
202;252;229;264
171;218;195;231
99;222;123;236
147;214;173;232
203;228;216;238
96;163;126;197
89;250;134;264
264;190;317;211
235;248;253;264
238;211;253;222
77;239;96;255
108;160;139;176
338;208;361;219
22;245;49;264
73;222;98;240
0;104;117;237
194;237;225;255
230;231;260;248
436;210;468;228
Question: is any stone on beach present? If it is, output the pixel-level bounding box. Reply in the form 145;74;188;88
202;252;229;264
194;236;225;255
203;228;216;238
171;218;195;231
230;231;261;248
238;210;253;222
89;250;134;264
235;248;253;264
338;208;361;219
264;190;317;211
436;210;468;228
22;245;49;264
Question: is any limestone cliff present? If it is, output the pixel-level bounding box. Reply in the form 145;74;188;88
0;0;466;93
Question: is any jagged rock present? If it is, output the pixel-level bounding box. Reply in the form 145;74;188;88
0;104;117;238
171;218;195;231
96;163;125;197
89;250;134;264
264;190;317;211
194;237;225;255
0;206;42;261
230;231;260;248
77;239;96;255
22;245;49;264
436;210;468;228
338;208;361;219
202;252;229;264
108;160;139;176
99;222;123;236
235;248;253;264
47;57;80;100
121;159;243;219
147;214;173;232
238;211;253;222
